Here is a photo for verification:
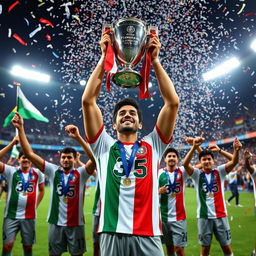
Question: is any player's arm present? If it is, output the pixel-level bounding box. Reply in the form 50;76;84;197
74;152;84;167
149;35;179;142
12;112;45;171
82;33;111;140
159;186;167;194
0;136;19;159
36;182;45;208
244;149;255;175
208;144;233;161
65;125;96;175
183;137;203;176
225;138;242;173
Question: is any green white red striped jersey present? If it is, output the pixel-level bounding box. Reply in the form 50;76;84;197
158;167;188;222
44;161;90;226
191;165;227;219
88;126;171;236
3;164;44;219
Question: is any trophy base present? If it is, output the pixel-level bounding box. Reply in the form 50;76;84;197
112;71;142;88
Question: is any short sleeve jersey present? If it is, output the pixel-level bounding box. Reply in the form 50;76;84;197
158;166;188;222
3;164;44;219
191;165;227;219
88;126;170;236
44;161;90;226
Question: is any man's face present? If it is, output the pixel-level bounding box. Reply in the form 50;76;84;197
200;155;214;172
18;155;32;170
60;153;75;172
164;152;179;169
113;105;142;133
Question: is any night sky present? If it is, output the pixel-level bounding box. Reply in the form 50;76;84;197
0;0;255;145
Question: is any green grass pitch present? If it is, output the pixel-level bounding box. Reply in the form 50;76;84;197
0;187;255;255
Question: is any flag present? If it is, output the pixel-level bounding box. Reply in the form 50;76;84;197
235;119;244;125
10;145;19;158
3;87;49;127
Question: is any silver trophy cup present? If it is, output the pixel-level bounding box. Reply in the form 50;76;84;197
103;18;157;88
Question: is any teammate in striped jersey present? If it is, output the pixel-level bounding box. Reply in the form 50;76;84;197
12;114;96;256
82;33;179;255
183;137;242;256
158;148;188;256
0;151;45;256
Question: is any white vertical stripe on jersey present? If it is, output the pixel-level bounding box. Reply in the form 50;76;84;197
152;160;161;235
205;173;217;218
116;173;135;233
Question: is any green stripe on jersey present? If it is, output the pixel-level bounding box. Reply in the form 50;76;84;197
103;143;122;232
159;172;168;223
7;172;21;218
199;173;208;218
48;171;61;224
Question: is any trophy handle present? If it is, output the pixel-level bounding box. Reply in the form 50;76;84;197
147;26;158;36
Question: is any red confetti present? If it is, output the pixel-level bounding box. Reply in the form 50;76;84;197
8;1;20;12
45;34;52;41
13;33;27;46
245;12;256;16
39;18;54;28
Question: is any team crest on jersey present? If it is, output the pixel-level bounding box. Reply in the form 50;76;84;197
136;146;147;156
72;175;76;182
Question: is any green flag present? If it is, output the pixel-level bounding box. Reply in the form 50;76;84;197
3;87;49;127
10;145;19;158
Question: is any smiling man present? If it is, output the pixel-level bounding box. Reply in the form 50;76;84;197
0;151;44;256
82;32;179;256
183;137;242;256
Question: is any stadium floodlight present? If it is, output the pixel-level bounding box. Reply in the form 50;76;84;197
202;57;240;81
10;65;50;83
250;38;256;52
80;80;87;86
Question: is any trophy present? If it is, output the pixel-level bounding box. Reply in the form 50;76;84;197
103;18;158;88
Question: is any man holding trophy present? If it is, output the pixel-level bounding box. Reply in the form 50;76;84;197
82;18;179;255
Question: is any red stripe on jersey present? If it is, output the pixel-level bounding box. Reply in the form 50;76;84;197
213;170;226;218
175;169;186;221
25;169;38;219
67;170;80;226
86;125;104;144
133;142;153;236
155;125;173;144
157;161;162;233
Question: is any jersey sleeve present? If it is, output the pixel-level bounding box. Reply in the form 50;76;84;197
180;166;189;181
78;165;90;183
217;164;226;180
44;161;59;180
88;127;115;159
191;167;200;181
158;169;167;188
143;127;172;159
2;165;16;182
37;169;45;184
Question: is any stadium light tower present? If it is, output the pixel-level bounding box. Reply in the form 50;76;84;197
250;38;256;52
202;57;240;81
10;65;50;83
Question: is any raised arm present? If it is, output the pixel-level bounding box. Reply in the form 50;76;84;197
244;149;255;175
65;124;96;175
208;144;232;161
82;33;110;140
150;35;179;142
0;136;19;159
12;112;45;171
225;138;242;173
183;138;203;175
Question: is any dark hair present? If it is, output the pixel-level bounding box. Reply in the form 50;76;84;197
60;147;77;158
112;98;142;123
199;150;214;160
163;147;179;159
18;151;24;159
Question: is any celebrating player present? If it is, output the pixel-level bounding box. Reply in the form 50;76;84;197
12;113;95;256
183;137;242;256
82;32;179;255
